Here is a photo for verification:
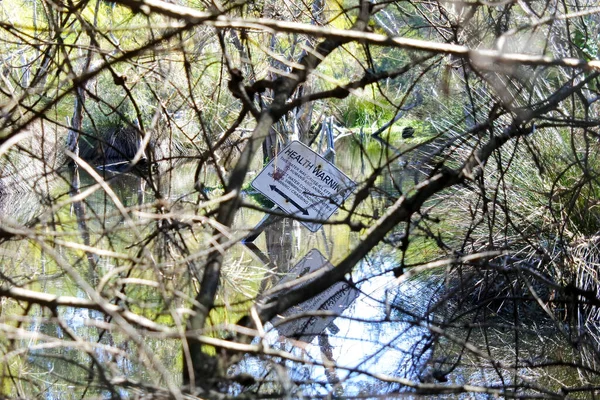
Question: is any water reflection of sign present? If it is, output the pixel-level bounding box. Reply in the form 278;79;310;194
251;141;355;232
272;249;359;343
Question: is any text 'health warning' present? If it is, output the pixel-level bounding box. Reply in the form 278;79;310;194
251;141;355;232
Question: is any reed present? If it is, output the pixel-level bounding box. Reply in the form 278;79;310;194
434;126;600;325
0;122;62;197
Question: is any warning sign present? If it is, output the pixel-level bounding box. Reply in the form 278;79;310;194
251;141;355;232
270;249;359;343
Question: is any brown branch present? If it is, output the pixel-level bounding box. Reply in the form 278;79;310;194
284;55;433;112
0;285;170;332
258;122;534;322
0;25;188;145
113;0;600;72
183;0;376;387
182;332;560;398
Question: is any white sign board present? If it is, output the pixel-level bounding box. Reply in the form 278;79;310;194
271;249;359;343
251;141;355;232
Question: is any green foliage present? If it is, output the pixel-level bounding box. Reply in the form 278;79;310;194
538;131;600;237
338;90;398;128
355;119;435;156
573;24;599;60
476;128;600;241
243;181;276;208
4;0;600;397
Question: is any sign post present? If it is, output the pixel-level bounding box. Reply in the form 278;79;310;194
251;141;355;232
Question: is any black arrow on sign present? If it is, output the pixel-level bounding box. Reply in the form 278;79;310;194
269;185;309;215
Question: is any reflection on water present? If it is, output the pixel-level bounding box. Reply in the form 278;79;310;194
0;163;202;399
233;254;432;398
0;147;598;399
268;249;359;343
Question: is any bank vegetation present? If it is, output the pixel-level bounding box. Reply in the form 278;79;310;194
1;0;600;398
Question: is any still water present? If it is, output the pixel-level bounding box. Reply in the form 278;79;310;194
0;142;598;399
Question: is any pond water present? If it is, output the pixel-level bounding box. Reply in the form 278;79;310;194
0;140;599;399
